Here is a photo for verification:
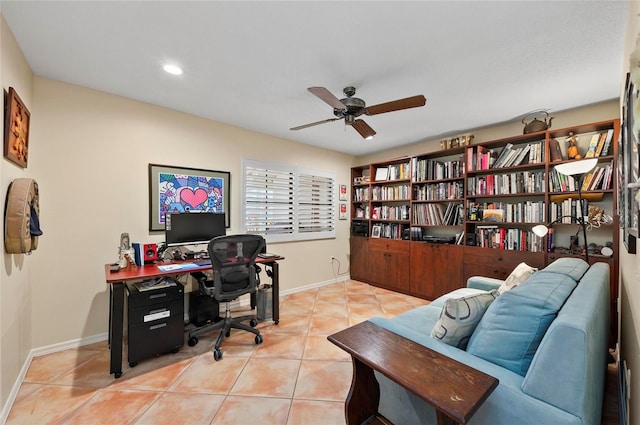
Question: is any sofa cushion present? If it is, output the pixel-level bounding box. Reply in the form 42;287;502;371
466;271;577;376
497;262;537;294
431;290;498;349
540;257;588;282
430;287;489;309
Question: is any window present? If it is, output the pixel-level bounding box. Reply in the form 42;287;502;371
242;159;336;242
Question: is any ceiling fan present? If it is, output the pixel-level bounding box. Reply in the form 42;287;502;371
290;86;427;140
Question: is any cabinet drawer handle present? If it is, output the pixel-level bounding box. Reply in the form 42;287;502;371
149;308;167;315
149;323;168;331
149;293;168;299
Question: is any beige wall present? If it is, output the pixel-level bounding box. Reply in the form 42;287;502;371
27;77;353;350
620;3;640;425
1;15;35;410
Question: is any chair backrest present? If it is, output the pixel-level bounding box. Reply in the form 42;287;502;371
207;234;266;302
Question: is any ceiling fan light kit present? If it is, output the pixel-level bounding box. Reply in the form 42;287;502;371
291;86;426;139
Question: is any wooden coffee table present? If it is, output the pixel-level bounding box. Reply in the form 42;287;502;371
328;320;498;425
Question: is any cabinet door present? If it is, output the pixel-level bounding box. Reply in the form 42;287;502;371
411;242;463;299
368;239;410;291
350;236;370;282
463;247;545;282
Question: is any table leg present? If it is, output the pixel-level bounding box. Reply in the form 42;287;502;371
109;282;125;378
345;357;380;425
436;411;458;425
271;262;279;324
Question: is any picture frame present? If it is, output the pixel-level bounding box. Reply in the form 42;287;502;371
3;87;30;168
371;224;382;238
148;164;230;231
339;184;348;201
339;203;348;220
622;74;637;253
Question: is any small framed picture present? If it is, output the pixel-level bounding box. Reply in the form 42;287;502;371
371;224;382;238
339;203;348;220
339;184;348;201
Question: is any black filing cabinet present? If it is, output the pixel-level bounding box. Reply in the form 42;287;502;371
126;281;184;367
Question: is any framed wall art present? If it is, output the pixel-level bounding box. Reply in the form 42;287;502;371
148;164;230;231
3;87;30;168
622;74;637;253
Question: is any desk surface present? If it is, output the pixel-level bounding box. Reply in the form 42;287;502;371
105;256;284;283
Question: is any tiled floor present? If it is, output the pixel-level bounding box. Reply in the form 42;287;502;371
6;279;620;424
6;280;427;425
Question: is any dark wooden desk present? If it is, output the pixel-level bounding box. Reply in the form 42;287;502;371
328;321;498;425
104;256;283;378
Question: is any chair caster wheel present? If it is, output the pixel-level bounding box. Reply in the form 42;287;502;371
225;330;231;337
129;362;137;368
255;334;263;344
213;349;223;361
171;348;179;354
250;319;258;327
188;336;198;347
114;372;122;379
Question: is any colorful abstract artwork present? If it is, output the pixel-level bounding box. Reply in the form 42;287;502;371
149;164;230;231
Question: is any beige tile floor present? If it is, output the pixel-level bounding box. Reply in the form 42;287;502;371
6;280;429;425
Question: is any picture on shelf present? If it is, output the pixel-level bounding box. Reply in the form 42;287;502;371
482;209;504;222
371;224;382;238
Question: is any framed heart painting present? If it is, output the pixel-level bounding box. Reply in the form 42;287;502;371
148;164;230;231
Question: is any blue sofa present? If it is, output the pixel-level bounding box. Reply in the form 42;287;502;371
369;258;610;425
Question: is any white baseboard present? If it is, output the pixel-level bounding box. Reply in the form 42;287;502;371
1;276;350;423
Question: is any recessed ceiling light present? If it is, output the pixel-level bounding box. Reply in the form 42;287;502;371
163;64;183;75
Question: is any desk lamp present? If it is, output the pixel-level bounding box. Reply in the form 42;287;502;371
532;158;598;263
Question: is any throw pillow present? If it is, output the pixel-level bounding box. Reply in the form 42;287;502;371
430;290;498;349
497;262;537;295
466;271;577;376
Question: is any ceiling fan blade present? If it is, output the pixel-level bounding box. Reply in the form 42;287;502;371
308;87;346;110
352;119;376;139
290;117;341;131
365;95;427;116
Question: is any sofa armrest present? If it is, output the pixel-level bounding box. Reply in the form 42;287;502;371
467;276;503;291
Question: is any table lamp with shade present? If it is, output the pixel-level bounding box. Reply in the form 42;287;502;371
531;158;598;263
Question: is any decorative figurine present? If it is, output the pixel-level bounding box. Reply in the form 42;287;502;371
566;132;581;159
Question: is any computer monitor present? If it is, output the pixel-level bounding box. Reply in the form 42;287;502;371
165;212;226;246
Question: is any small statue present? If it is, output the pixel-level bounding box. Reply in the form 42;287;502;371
566;132;582;159
123;253;137;271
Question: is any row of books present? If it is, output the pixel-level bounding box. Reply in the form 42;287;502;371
583;129;615;158
549;199;589;224
548;160;614;192
492;141;545;169
371;205;410;221
467;201;546;223
372;223;405;240
413;181;464;201
474;226;544;252
375;162;411;181
371;184;410;201
580;161;614;191
353;187;369;202
468;170;545;196
411;156;465;182
411;202;463;226
467;141;545;171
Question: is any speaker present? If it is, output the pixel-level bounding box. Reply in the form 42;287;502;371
143;243;158;263
132;242;158;265
465;233;476;246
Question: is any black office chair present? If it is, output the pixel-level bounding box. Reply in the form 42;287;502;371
187;234;266;361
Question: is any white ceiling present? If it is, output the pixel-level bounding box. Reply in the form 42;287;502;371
1;1;628;156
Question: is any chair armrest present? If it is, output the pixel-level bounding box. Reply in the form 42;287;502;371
467;276;504;291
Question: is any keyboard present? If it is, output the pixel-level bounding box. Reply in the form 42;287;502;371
194;260;212;266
